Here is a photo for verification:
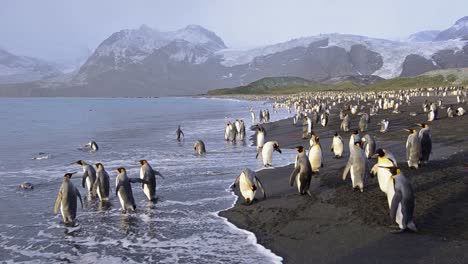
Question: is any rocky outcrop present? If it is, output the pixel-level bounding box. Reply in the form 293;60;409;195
400;54;440;77
349;44;383;75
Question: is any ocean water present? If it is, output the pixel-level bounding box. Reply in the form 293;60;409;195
0;97;294;263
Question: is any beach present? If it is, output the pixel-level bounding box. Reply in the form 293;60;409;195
220;94;468;264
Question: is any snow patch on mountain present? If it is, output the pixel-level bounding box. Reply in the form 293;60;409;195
217;33;466;78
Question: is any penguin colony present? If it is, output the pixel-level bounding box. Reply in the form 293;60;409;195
231;85;466;233
46;85;465;234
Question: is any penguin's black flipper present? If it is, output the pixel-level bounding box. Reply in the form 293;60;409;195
53;190;63;215
91;178;100;198
390;190;403;222
129;178;150;184
154;170;165;179
289;167;300;187
81;171;89;188
76;188;83;209
255;177;267;199
115;182;123;196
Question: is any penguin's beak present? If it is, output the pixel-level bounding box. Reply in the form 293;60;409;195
371;153;380;158
416;123;422;127
276;148;282;154
403;129;411;132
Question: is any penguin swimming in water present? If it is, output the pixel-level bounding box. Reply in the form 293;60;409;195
116;167;146;212
261;141;282;167
331;132;344;158
72;160;97;198
84;141;99;152
308;135;323;173
53;172;83;226
342;141;368;192
289;146;313;196
194;140;206;155
138;160;163;202
92;163;110;202
231;168;266;205
176;125;184;141
405;128;421;169
417;123;432;164
387;166;418;233
361;134;376;159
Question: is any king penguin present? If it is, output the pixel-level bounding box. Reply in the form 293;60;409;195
342;141;368;192
138;160;163;202
417;123;432;164
256;125;266;158
289;146;313;195
231;168;266;205
361;134;376;159
54;172;83;226
261;141;282;167
405;128;421;169
331;132;344;158
308;135;323;173
85;141;99;152
115;167;145;212
194;140;206;155
92;163;110;202
72;160;97;198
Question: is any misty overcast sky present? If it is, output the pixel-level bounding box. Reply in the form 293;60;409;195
1;0;467;61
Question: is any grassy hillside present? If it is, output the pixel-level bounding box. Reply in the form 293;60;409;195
208;74;468;95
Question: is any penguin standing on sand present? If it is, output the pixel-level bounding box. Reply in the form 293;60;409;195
341;114;350;132
379;119;389;133
405;129;421;169
54;172;83;226
92;163;110;202
302;116;309;139
361;134;376;159
231;168;266;205
349;130;361;151
308;135;323;173
359;113;369;132
138;160;163;202
320;112;328;127
342;141;368;192
331;132;344;158
289;146;313;196
387;166;418;233
176;126;184;141
72;160;96;198
194;140;206;155
261;141;282;167
417;123;432;164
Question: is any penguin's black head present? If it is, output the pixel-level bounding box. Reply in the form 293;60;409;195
334;132;338;136
274;143;282;154
294;146;304;153
404;128;416;134
116;167;126;173
95;163;103;168
373;148;385;158
73;160;84;165
352;130;359;135
138;160;147;165
64;172;77;179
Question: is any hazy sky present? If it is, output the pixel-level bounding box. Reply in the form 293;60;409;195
1;0;467;62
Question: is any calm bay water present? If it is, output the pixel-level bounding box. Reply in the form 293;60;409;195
0;97;294;263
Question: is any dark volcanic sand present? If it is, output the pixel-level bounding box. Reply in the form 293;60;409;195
219;95;468;264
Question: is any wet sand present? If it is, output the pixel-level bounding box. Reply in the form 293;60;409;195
219;95;468;264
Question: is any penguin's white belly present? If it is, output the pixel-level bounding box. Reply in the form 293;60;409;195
143;184;151;200
86;178;92;192
97;187;102;200
350;166;356;186
240;180;255;201
117;192;125;210
60;203;66;221
257;136;264;148
309;148;322;171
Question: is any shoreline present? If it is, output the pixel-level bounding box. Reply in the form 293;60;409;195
220;94;468;263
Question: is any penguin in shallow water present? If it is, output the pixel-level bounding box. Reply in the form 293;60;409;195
92;163;110;202
289;146;313;196
404;129;421;169
343;141;368;192
54;172;83;226
72;160;97;198
417;123;432;164
331;132;344;158
231;168;266;205
194;140;206;155
176;125;184;141
261;141;282;167
238;120;246;141
256;125;266;158
116;167;146;212
84;141;99;152
138;160;163;202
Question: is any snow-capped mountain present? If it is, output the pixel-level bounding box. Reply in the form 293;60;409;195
408;30;441;42
2;17;468;97
0;48;61;84
435;16;468;41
